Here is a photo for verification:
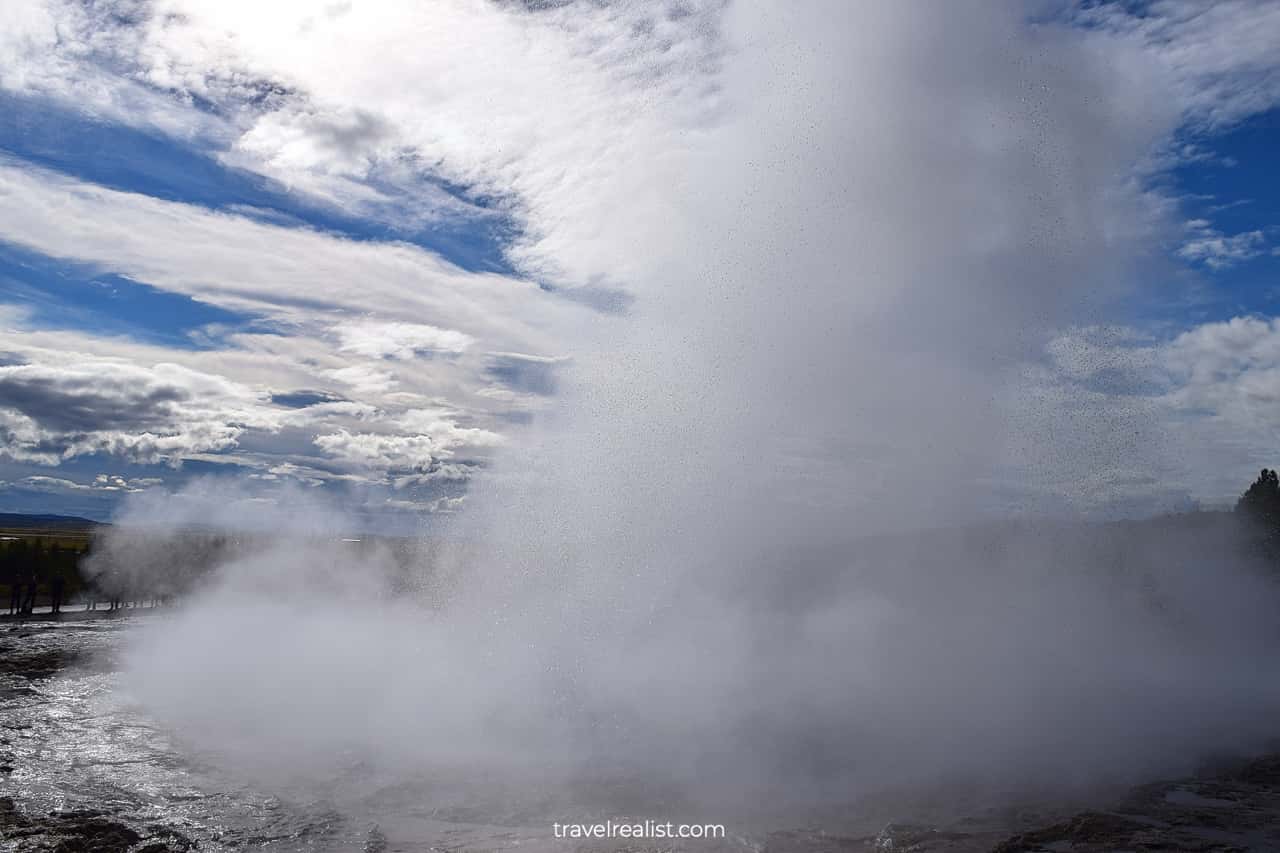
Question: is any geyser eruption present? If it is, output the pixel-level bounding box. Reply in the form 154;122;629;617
101;0;1280;826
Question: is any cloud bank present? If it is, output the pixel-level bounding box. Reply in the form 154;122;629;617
4;1;1280;515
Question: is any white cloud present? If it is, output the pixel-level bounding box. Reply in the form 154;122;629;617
336;321;475;360
321;364;397;394
0;357;276;465
1077;0;1280;130
1177;220;1269;269
18;473;164;494
1044;325;1162;384
1;0;1279;522
383;495;465;514
313;415;502;475
1009;316;1280;514
38;0;720;289
0;319;515;491
0;158;579;350
0;0;228;141
0;153;578;490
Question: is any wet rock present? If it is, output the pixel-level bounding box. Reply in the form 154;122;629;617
0;795;199;853
0;641;78;680
871;822;976;851
49;817;143;851
1225;755;1280;788
762;828;867;852
992;811;1150;852
143;825;196;851
760;824;1006;853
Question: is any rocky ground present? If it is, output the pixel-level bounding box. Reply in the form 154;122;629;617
730;758;1280;853
728;755;1280;852
0;796;197;853
0;615;207;853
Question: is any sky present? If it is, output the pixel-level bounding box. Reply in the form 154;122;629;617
1;0;1280;524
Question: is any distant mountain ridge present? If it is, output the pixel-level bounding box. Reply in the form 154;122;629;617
0;512;102;531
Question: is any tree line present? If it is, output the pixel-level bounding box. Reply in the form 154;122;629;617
2;527;427;616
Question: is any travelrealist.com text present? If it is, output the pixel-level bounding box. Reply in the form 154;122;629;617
552;821;726;840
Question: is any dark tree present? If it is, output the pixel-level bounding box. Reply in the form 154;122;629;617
1237;468;1280;558
1238;468;1280;517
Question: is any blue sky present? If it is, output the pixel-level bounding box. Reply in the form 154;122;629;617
2;0;1280;523
1168;114;1280;319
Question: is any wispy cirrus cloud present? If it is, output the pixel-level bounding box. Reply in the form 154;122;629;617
1177;219;1270;270
14;473;164;494
1076;0;1280;131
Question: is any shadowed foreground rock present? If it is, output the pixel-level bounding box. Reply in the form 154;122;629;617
748;755;1280;852
985;757;1280;852
0;796;195;853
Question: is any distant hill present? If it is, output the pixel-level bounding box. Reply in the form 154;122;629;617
0;512;102;534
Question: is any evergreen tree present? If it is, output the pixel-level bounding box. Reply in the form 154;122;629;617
1237;468;1280;516
1237;468;1280;557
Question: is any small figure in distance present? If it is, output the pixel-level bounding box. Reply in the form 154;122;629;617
6;568;19;616
20;568;37;615
50;574;65;615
